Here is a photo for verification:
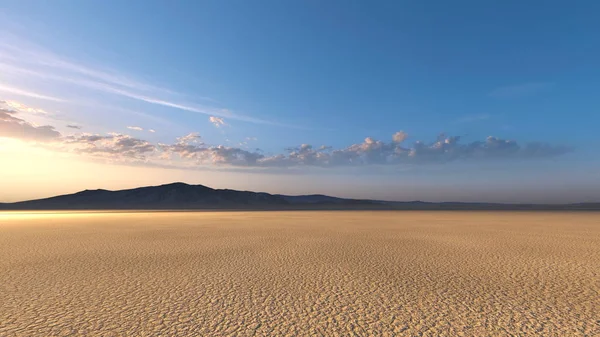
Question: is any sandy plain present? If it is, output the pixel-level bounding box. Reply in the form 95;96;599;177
0;211;599;336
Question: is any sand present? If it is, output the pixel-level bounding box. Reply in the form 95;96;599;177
0;211;599;336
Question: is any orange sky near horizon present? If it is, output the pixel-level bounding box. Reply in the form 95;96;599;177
0;138;355;202
3;137;600;204
0;138;228;202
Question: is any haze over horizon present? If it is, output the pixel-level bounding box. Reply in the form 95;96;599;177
3;181;600;206
2;1;600;203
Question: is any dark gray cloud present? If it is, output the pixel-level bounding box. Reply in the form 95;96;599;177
66;124;82;129
0;108;62;141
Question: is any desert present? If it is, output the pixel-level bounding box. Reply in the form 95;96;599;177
1;211;598;336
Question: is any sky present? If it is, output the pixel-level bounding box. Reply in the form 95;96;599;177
1;0;600;203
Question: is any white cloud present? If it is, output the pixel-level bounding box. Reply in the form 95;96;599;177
0;84;64;102
127;126;143;131
176;132;202;144
209;116;227;128
4;100;49;115
392;131;408;143
0;36;288;126
148;129;156;133
0;36;176;96
1;109;573;169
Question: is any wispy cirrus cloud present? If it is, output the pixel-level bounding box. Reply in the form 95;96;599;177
489;82;554;98
4;100;49;115
0;61;240;120
0;83;65;102
0;35;177;96
0;34;287;126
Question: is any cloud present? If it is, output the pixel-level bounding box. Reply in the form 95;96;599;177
0;37;288;126
392;131;408;143
0;84;65;102
63;133;156;160
489;82;554;98
88;104;173;126
195;133;570;168
160;142;264;166
148;129;156;133
0;36;177;96
4;100;49;115
66;124;82;129
209;116;227;128
2;111;573;169
161;132;570;168
127;126;143;131
176;132;202;144
0;108;61;141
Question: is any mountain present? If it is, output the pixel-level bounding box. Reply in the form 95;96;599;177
0;182;599;211
0;182;381;210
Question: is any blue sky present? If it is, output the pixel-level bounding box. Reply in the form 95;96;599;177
1;1;600;203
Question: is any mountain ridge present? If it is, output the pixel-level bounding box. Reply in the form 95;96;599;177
1;182;599;211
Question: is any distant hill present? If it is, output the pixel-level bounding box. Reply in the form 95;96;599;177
0;182;598;211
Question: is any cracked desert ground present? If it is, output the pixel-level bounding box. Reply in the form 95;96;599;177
1;211;599;336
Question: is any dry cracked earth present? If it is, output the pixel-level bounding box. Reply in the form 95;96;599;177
1;211;599;336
